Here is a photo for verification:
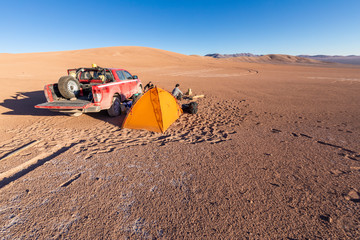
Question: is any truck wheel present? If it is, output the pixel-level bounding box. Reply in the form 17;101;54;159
107;97;121;117
58;76;80;99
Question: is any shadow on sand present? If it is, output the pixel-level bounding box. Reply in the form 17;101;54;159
0;91;59;116
1;90;127;127
87;111;127;127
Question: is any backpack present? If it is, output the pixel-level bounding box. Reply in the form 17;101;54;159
182;102;198;114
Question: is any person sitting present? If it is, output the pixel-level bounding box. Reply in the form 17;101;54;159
172;83;183;100
144;81;154;92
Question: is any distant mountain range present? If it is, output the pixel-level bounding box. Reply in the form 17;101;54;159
297;55;360;65
205;53;360;65
205;53;261;58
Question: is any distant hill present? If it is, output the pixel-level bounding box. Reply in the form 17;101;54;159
205;53;261;58
205;53;324;64
297;55;360;65
205;53;360;65
257;54;323;64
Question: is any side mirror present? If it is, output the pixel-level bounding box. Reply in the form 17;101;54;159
133;75;138;79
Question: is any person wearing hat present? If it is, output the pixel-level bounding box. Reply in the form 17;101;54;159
172;83;183;100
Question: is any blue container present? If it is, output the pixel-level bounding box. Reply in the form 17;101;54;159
124;101;133;109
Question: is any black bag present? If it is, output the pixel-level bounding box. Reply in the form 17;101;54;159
182;102;198;114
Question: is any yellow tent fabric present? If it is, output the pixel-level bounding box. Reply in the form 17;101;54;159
122;87;182;133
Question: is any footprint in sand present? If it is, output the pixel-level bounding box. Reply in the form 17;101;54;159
1;96;248;167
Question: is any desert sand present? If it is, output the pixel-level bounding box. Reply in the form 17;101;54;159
0;47;359;239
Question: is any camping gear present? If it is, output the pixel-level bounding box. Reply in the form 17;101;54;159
144;81;154;92
176;93;183;100
190;94;204;100
122;87;182;133
182;102;198;114
185;88;192;96
120;103;127;114
132;93;142;103
124;101;133;110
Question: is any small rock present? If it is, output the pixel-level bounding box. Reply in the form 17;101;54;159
330;169;344;176
271;128;281;133
319;214;332;223
347;190;360;201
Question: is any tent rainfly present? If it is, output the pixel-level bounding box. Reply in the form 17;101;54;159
122;87;182;133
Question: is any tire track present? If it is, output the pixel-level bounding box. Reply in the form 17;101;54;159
0;140;83;189
0;140;40;161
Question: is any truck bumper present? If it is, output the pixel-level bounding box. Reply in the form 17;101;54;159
35;100;101;113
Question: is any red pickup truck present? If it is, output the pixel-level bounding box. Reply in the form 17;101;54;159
35;66;142;116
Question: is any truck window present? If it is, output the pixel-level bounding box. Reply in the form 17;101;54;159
116;71;126;80
81;71;92;80
123;71;133;79
106;71;115;82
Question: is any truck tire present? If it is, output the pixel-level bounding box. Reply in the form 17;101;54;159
58;76;80;99
107;96;121;117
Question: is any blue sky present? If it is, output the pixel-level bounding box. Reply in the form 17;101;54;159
1;0;359;55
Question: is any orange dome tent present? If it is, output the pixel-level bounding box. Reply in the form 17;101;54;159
122;87;182;133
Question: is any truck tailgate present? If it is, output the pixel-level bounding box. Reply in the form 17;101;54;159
35;100;93;109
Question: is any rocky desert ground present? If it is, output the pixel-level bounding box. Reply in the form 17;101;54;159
0;47;359;239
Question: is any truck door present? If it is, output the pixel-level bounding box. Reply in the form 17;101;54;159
123;70;137;96
116;70;129;95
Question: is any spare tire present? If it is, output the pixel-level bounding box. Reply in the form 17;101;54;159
58;76;80;99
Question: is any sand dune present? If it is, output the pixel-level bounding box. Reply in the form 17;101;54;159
0;47;360;239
